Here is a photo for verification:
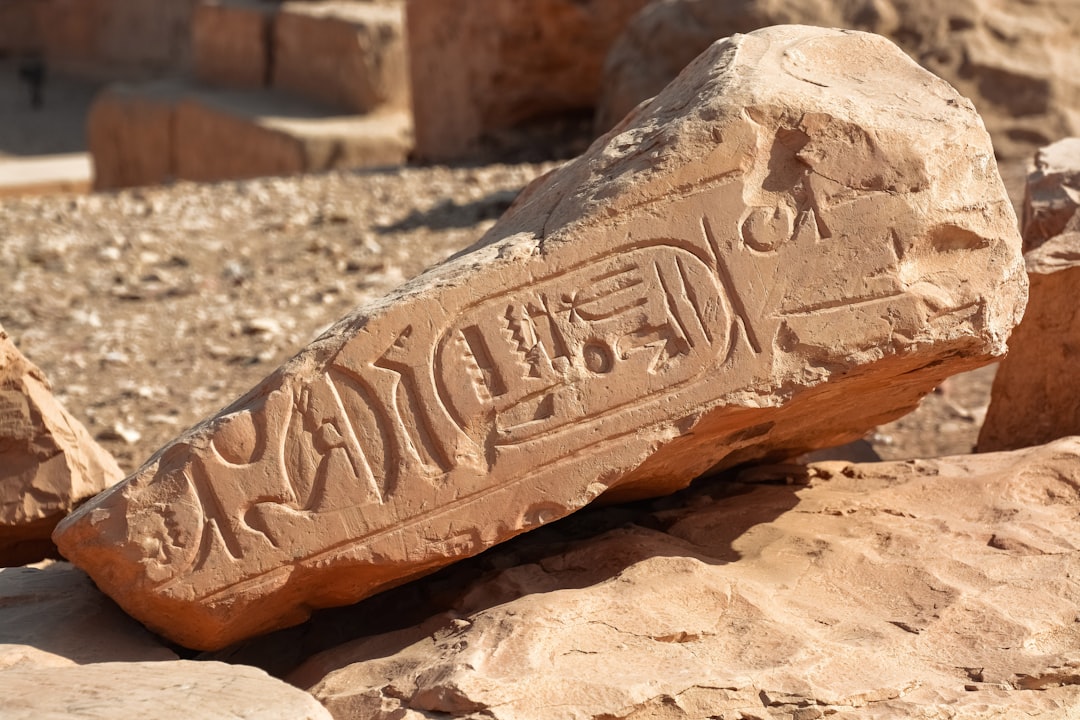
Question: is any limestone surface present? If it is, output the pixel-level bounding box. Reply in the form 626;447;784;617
979;234;1080;451
1020;138;1080;253
0;561;176;670
294;439;1080;720
55;26;1025;650
0;660;333;720
595;0;1080;161
0;327;123;566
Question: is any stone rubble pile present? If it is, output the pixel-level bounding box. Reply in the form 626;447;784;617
8;18;1080;720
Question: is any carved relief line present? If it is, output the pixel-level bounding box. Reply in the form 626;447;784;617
677;254;714;345
778;291;905;316
372;326;454;475
323;377;382;503
186;459;245;569
701;215;763;355
195;406;690;603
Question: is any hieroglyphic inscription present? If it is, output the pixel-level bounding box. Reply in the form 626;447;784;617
171;234;742;586
436;244;730;445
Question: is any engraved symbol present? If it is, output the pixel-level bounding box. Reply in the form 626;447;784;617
741;205;795;252
582;341;613;374
435;243;729;446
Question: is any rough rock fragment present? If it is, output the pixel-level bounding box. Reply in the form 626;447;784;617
1020;138;1080;253
0;327;123;566
54;26;1025;650
0;561;176;669
978;239;1080;453
595;0;1080;161
293;439;1080;720
0;660;333;720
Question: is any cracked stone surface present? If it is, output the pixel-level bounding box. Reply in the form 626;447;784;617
53;25;1024;651
292;438;1080;720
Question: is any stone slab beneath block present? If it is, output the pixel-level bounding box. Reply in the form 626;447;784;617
293;438;1080;720
0;660;333;719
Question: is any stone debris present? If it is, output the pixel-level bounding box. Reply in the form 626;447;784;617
0;660;334;720
595;0;1080;162
1019;138;1080;253
53;26;1025;650
292;438;1080;720
980;142;1080;452
0;561;176;669
0;326;124;566
406;0;651;161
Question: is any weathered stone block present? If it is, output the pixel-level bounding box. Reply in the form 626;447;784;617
88;80;412;190
55;26;1025;650
406;0;651;161
1020;138;1080;253
1;328;123;566
273;1;408;114
0;0;42;56
87;83;176;190
193;0;274;89
0;562;176;669
978;236;1080;452
36;0;196;80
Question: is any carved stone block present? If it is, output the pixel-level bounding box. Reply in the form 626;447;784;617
54;26;1026;650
